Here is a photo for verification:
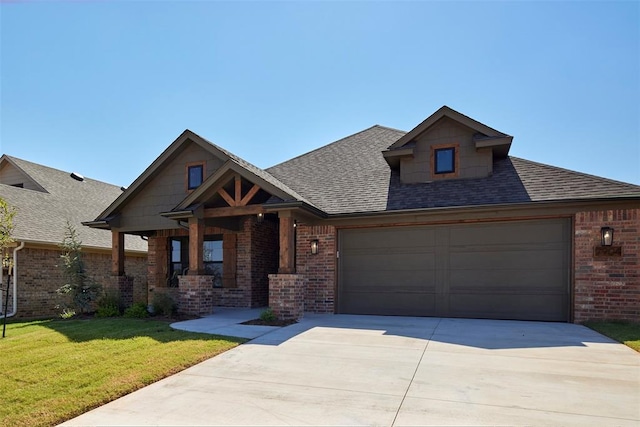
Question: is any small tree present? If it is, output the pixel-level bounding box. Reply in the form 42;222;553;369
57;221;101;315
0;198;16;251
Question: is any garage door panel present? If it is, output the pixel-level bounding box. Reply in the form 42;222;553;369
342;271;436;292
449;293;569;321
342;228;436;250
449;268;566;289
449;222;566;245
450;249;567;270
343;252;435;270
341;290;436;316
338;219;570;321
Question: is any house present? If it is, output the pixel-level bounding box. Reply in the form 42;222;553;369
85;106;640;323
0;155;147;319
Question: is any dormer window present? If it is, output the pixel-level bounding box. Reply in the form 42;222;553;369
431;143;459;179
186;162;204;191
434;147;455;174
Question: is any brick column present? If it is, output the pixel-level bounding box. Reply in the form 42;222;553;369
178;275;214;316
268;274;305;321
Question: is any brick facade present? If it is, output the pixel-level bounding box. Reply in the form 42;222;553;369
147;216;278;314
1;246;147;319
268;274;305;320
296;224;336;313
574;208;640;322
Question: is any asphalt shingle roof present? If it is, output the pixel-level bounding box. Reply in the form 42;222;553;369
267;125;407;214
0;156;147;252
267;126;640;215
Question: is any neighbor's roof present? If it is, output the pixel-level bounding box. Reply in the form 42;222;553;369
0;155;147;252
267;127;640;215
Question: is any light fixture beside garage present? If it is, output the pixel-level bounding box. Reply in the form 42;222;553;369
310;239;319;255
601;227;614;246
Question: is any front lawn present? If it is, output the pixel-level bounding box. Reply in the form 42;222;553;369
0;318;246;427
584;320;640;352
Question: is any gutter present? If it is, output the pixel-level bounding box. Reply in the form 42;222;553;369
1;241;25;319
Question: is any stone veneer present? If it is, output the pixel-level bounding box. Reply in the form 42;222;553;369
296;224;336;313
2;246;147;319
268;274;305;320
574;208;640;322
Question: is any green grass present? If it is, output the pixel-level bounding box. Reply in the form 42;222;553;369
584;320;640;352
0;318;246;427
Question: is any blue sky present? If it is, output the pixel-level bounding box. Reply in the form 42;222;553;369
1;1;639;187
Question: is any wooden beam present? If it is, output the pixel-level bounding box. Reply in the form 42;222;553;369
111;231;125;276
188;217;204;275
204;205;264;218
239;184;260;206
278;216;295;274
234;175;242;205
217;187;236;207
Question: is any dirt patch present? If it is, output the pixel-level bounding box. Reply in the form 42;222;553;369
241;318;298;327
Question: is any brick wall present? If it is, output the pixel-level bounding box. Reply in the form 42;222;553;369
3;246;147;319
574;209;640;322
268;274;305;320
296;224;336;313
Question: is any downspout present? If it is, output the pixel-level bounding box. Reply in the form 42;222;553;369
0;241;25;319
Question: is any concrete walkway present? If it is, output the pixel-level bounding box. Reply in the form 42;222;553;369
170;307;281;339
62;313;640;426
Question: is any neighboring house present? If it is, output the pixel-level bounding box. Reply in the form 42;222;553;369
85;107;640;323
0;155;148;319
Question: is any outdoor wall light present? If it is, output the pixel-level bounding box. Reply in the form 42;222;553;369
256;213;264;223
310;239;319;255
601;227;614;246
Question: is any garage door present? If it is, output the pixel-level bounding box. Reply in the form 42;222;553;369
338;219;570;321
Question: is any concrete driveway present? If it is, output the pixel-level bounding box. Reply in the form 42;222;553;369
62;314;640;426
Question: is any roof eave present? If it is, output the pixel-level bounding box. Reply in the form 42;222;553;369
325;196;640;220
381;147;414;168
82;220;110;229
263;200;328;218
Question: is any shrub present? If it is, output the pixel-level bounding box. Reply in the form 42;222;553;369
123;302;149;319
260;308;277;322
60;308;76;319
96;292;122;318
151;293;176;317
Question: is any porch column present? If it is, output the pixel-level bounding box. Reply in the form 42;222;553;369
188;217;204;275
111;230;125;276
278;215;295;274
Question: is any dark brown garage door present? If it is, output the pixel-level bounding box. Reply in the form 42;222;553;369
338;219;570;321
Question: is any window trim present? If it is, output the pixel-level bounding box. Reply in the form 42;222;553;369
185;161;205;191
430;143;459;179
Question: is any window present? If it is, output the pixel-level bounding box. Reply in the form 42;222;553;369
430;143;459;179
168;237;189;287
167;235;223;287
203;238;223;287
434;147;455;174
187;164;203;190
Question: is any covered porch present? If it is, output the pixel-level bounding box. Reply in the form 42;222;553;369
108;171;319;320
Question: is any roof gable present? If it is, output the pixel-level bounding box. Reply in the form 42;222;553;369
0;155;48;192
0;155;146;252
387;106;511;151
94;130;311;227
